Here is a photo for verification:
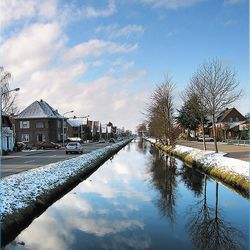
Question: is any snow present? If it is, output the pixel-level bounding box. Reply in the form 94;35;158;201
0;140;130;219
145;137;249;178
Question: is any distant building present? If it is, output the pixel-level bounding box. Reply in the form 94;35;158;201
14;100;63;147
67;118;82;139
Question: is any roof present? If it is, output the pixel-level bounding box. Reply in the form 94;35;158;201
15;100;63;119
216;108;233;123
67;119;82;127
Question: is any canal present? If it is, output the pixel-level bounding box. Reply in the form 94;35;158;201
6;140;249;249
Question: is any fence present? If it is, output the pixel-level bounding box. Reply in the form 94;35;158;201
225;139;250;146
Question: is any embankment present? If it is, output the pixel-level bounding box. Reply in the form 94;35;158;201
146;138;249;198
0;139;132;247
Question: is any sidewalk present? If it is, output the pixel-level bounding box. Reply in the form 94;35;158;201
176;140;249;162
2;149;60;160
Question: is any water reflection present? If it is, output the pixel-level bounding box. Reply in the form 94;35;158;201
148;150;178;224
6;141;248;250
186;178;246;250
179;164;203;197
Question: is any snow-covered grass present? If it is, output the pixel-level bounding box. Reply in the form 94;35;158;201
145;137;249;195
0;140;130;220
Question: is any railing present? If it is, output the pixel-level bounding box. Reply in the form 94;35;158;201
225;139;250;146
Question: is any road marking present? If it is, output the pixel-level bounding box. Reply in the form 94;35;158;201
23;160;35;164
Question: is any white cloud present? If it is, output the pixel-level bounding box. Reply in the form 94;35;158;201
84;0;116;18
0;0;59;29
64;39;138;61
140;0;202;9
0;23;63;79
95;24;145;38
0;0;36;28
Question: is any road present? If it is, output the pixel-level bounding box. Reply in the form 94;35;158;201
177;140;249;162
1;142;111;178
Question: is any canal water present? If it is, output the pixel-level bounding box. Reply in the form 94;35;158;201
6;140;249;250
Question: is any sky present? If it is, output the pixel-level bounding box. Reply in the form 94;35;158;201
0;0;249;132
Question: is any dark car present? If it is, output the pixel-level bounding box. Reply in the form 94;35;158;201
37;141;61;149
98;138;106;143
16;142;32;151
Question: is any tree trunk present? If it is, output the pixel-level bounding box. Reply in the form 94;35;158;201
212;113;218;153
202;121;207;150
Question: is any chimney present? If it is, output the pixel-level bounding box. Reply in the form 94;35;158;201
40;99;43;102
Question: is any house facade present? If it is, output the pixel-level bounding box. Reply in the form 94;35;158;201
14;100;63;147
208;108;247;140
2;112;14;152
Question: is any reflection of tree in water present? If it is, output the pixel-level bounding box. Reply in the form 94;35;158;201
136;139;148;154
179;164;203;197
149;151;178;224
186;177;246;250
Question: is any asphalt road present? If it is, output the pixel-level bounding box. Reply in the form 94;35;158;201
1;142;111;178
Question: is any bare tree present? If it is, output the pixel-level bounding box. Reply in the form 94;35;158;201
190;59;242;153
0;66;19;114
146;76;176;145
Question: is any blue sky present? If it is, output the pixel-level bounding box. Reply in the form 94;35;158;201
0;0;248;131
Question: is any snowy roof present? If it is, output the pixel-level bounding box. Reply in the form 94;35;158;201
229;121;246;129
67;119;82;127
15;100;63;119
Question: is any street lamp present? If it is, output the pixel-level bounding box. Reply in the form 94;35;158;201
0;87;20;157
62;110;74;146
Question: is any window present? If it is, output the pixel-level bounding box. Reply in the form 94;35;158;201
235;117;239;122
36;122;44;128
229;117;233;122
57;120;62;128
21;134;29;142
37;134;45;142
20;121;30;129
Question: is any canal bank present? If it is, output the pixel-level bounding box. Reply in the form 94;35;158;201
146;138;249;198
0;138;133;247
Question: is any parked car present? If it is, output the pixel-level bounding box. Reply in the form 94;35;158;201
98;138;106;143
65;142;83;154
37;141;61;149
197;135;214;142
16;142;32;151
109;138;116;143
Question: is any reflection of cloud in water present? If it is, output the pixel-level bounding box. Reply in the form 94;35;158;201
101;235;152;250
76;152;151;201
52;194;93;214
65;217;144;237
14;215;74;250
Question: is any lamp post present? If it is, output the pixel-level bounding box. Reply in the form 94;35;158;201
0;87;20;157
62;110;74;147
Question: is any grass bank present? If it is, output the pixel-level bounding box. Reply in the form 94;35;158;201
146;139;249;198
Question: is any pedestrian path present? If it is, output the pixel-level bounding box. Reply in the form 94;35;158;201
176;140;249;162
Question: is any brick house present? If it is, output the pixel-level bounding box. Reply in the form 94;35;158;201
14;100;63;147
208;108;247;140
67;118;82;139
